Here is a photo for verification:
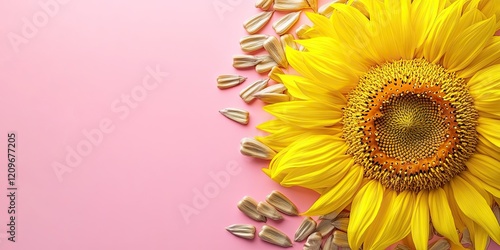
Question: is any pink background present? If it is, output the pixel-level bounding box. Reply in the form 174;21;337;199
0;0;498;249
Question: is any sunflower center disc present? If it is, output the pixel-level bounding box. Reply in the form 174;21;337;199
343;59;478;192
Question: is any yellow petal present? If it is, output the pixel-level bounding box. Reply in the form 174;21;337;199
464;154;500;197
461;171;500;201
428;187;461;245
303;166;364;215
264;101;342;129
458;37;500;78
370;191;415;250
423;0;464;63
476;116;500;149
280;158;353;189
267;135;348;185
412;191;430;250
468;65;500;118
451;175;500;243
286;48;358;94
443;17;496;71
476;136;500;164
257;119;289;134
257;127;340;152
347;180;385;250
362;190;397;250
279;74;347;106
411;0;445;50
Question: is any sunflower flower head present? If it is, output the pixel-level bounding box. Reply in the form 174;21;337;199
241;0;500;249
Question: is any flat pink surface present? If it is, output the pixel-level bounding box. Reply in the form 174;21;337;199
0;1;498;249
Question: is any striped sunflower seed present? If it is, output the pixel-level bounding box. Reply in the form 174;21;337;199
240;78;269;103
274;0;310;11
255;0;273;10
272;11;301;36
281;34;297;52
266;190;299;216
240;137;276;160
240;34;269;53
316;219;334;236
256;55;279;74
226;224;256;240
243;11;274;34
323;234;339;250
256;83;286;94
237;196;267;222
219;108;249;125
259;225;293;248
319;210;349;220
294;217;317;242
332;230;349;248
233;55;261;69
268;66;284;83
318;1;347;18
217;75;247;89
303;232;322;250
257;201;283;221
332;217;349;232
254;93;289;104
264;36;288;68
429;239;451;250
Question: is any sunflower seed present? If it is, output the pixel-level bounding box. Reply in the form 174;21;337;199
268;66;284;83
274;0;310;11
294;217;317;242
296;24;312;39
238;196;267;222
281;34;298;52
316;219;334;236
319;210;349;220
233;55;262;69
332;230;349;248
306;0;318;11
244;11;274;34
219;108;249;125
256;55;279;73
254;93;288;106
240;137;277;160
256;83;286;95
240;34;269;53
429;239;450;250
319;211;339;221
304;232;322;250
461;228;471;246
323;234;339;250
264;36;288;68
240;78;269;103
272;11;301;36
217;75;247;89
266;190;299;216
259;225;293;248
257;201;283;220
394;244;411;250
255;0;273;10
332;218;349;232
226;224;256;240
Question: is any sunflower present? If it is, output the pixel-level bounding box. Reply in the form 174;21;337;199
251;0;500;249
